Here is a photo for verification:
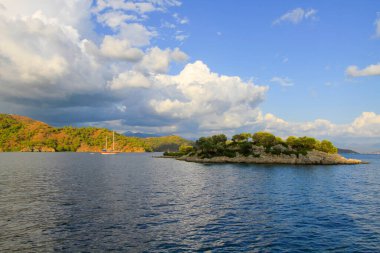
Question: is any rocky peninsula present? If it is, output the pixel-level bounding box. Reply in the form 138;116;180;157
166;132;365;165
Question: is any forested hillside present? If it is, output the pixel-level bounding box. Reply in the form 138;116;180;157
0;114;191;152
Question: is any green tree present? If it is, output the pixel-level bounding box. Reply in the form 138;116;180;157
297;136;318;150
179;144;194;154
252;132;277;148
195;134;227;157
317;140;338;154
232;133;251;142
286;136;298;147
287;136;318;151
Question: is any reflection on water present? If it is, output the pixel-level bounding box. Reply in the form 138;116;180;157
0;153;380;251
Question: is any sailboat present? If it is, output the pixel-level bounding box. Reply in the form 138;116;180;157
101;131;119;155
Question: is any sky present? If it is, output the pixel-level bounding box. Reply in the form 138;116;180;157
0;0;379;152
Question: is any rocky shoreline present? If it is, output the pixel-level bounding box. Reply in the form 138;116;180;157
174;150;365;165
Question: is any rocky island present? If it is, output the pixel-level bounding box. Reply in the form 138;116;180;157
166;132;364;165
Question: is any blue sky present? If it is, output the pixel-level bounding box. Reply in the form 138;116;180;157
152;0;380;123
0;0;379;151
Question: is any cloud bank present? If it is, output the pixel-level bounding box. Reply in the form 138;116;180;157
346;64;380;77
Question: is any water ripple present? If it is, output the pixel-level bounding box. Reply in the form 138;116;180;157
0;153;380;251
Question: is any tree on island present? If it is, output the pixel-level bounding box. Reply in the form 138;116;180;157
169;131;338;158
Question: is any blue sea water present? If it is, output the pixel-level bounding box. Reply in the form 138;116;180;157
0;152;379;252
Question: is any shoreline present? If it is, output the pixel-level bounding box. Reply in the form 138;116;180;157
161;150;366;165
176;156;366;165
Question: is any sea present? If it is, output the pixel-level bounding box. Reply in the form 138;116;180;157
0;152;379;252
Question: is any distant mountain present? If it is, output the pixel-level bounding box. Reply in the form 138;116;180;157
338;148;359;154
143;135;193;152
123;131;162;138
0;114;192;152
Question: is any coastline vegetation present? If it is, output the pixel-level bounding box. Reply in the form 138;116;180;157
0;114;191;152
165;132;338;158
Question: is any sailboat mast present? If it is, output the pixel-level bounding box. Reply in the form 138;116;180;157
113;131;115;151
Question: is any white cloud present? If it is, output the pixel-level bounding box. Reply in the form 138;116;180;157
260;112;380;138
0;0;95;38
173;13;188;24
94;0;155;15
93;0;181;22
0;0;181;101
151;61;268;130
96;10;138;28
374;14;380;37
119;23;155;47
162;21;176;29
273;8;317;25
174;30;189;42
346;63;380;77
270;76;294;86
175;34;188;42
108;71;151;89
100;36;144;61
137;47;188;74
0;4;101;98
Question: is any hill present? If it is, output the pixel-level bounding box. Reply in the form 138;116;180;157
0;114;191;152
123;131;162;138
338;148;359;154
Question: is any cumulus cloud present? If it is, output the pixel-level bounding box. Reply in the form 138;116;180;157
96;10;138;28
118;23;155;47
137;47;188;74
100;36;144;61
151;61;268;129
244;112;379;152
270;76;294;87
346;64;380;77
0;4;104;99
108;71;151;89
0;1;181;103
273;8;317;25
260;112;380;138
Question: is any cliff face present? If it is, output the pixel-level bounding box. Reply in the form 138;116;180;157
178;150;363;165
0;114;190;152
